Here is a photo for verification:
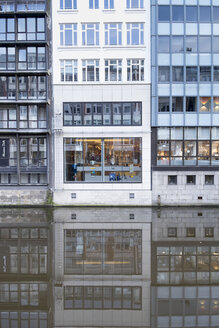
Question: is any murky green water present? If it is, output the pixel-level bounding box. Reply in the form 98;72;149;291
0;207;218;327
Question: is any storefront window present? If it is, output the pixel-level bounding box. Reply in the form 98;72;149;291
214;97;219;112
64;138;142;183
157;141;169;165
198;141;210;165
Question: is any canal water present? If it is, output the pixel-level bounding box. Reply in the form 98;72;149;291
0;207;218;327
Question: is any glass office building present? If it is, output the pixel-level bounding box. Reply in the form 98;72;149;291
151;0;219;205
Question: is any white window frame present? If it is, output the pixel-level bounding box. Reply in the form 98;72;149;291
60;24;77;46
60;60;78;82
104;23;122;45
89;0;99;9
104;0;114;9
127;23;144;45
60;0;77;10
105;59;122;81
127;59;144;81
82;60;99;82
82;24;99;46
126;0;144;9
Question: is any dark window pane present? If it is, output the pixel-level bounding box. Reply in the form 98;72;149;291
172;6;184;21
200;6;211;22
158;97;169;112
186;67;197;82
172;97;183;112
158;66;170;82
213;7;219;22
186;97;197;112
158;6;170;21
186;6;197;22
214;66;219;81
200;66;211;82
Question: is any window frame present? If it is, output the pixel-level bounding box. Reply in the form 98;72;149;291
60;0;77;10
127;59;144;81
60;59;78;82
127;23;144;45
104;23;122;46
82;59;99;82
60;23;77;46
105;59;122;82
82;23;99;46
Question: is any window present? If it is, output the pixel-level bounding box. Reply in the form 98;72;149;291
186;67;197;82
158;97;169;112
82;60;99;81
168;175;177;185
186;97;196;112
213;7;219;23
20;137;47;167
18;47;46;70
82;24;99;46
18;17;45;41
105;59;122;81
0;47;15;70
127;23;144;45
0;2;15;12
213;37;219;52
158;36;169;53
200;6;211;22
60;0;77;9
172;66;184;82
205;175;214;185
64;138;142;183
64;102;141;126
127;59;144;81
126;0;143;9
0;107;16;129
158;6;170;21
105;23;122;45
172;97;183;112
186;6;197;22
205;228;214;238
214;97;219;112
158;66;169;82
168;228;177;238
64;286;141;309
214;67;219;82
104;0;114;9
89;0;98;9
186;175;196;185
60;60;78;82
19;105;47;129
200;67;211;82
60;24;77;46
186;36;197;53
200;97;211;112
186;228;196;237
172;36;184;53
172;6;184;21
199;37;211;53
0;18;15;41
18;76;46;100
17;0;46;11
0;76;15;99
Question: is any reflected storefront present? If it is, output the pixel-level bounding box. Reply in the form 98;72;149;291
64;137;142;183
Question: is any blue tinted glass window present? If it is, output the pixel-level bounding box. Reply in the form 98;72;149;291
213;37;219;52
158;36;170;53
199;36;211;53
213;7;219;22
172;36;184;53
65;0;72;9
172;6;184;21
200;7;211;22
186;36;197;53
158;6;170;21
186;6;197;22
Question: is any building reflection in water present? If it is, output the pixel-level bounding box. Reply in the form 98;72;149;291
151;207;219;328
0;207;218;328
53;207;151;328
0;208;52;328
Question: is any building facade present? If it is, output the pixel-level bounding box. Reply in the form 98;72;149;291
151;0;219;205
0;0;51;205
52;0;151;206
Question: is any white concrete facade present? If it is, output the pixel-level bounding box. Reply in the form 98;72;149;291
52;0;151;206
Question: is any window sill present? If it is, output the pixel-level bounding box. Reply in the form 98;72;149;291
102;9;116;12
125;9;146;12
57;9;78;13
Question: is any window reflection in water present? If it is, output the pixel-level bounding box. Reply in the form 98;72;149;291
64;230;142;275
